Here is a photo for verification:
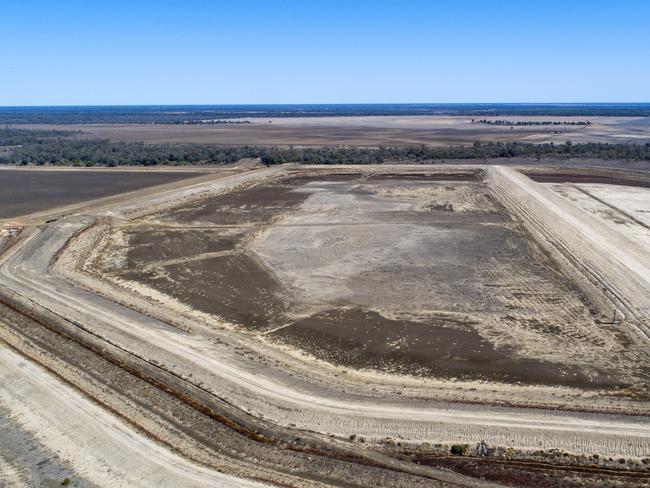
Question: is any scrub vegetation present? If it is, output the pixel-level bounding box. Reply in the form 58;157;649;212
1;128;649;167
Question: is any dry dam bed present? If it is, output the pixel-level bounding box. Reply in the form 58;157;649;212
107;172;645;389
0;164;649;487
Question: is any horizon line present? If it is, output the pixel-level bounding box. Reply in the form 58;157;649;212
1;102;650;109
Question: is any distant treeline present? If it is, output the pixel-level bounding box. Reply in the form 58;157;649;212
259;142;650;165
177;120;251;125
1;130;649;167
474;119;591;126
119;120;252;125
0;137;260;167
1;103;650;124
0;128;80;145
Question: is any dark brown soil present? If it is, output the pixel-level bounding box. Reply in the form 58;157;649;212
125;229;241;265
0;170;203;219
124;252;287;330
121;178;313;329
270;308;607;387
416;456;649;488
526;172;650;188
162;179;309;225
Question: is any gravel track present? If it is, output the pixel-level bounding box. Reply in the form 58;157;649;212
0;343;270;488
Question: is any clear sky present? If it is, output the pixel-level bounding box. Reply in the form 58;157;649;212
1;0;648;105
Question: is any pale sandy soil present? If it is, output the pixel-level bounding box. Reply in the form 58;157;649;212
548;183;650;258
486;167;650;332
0;343;269;488
247;177;641;382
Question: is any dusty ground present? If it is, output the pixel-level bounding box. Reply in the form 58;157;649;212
17;115;650;146
1;165;649;488
98;171;648;392
487;167;650;332
548;183;650;261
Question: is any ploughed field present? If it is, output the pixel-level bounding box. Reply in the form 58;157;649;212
0;168;203;219
100;172;648;390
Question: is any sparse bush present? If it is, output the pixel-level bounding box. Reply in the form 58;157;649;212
2;128;649;167
450;444;468;456
476;440;491;457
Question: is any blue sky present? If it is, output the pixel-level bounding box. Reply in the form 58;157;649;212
1;1;648;105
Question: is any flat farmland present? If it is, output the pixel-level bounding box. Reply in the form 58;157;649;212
17;115;650;147
0;168;205;220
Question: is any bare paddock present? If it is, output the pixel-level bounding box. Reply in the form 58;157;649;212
98;170;648;392
1;164;649;488
0;168;204;220
17;114;650;147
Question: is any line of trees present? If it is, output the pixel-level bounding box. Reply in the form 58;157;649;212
474;119;591;126
1;129;649;167
0;128;80;145
260;141;650;165
176;120;251;125
0;135;261;167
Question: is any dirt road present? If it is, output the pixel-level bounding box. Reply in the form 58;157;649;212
0;343;269;488
486;166;650;336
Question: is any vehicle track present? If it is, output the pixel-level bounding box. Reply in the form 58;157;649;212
0;343;270;488
4;222;650;450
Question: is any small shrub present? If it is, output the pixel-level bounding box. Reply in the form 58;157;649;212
61;478;71;486
450;444;467;456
